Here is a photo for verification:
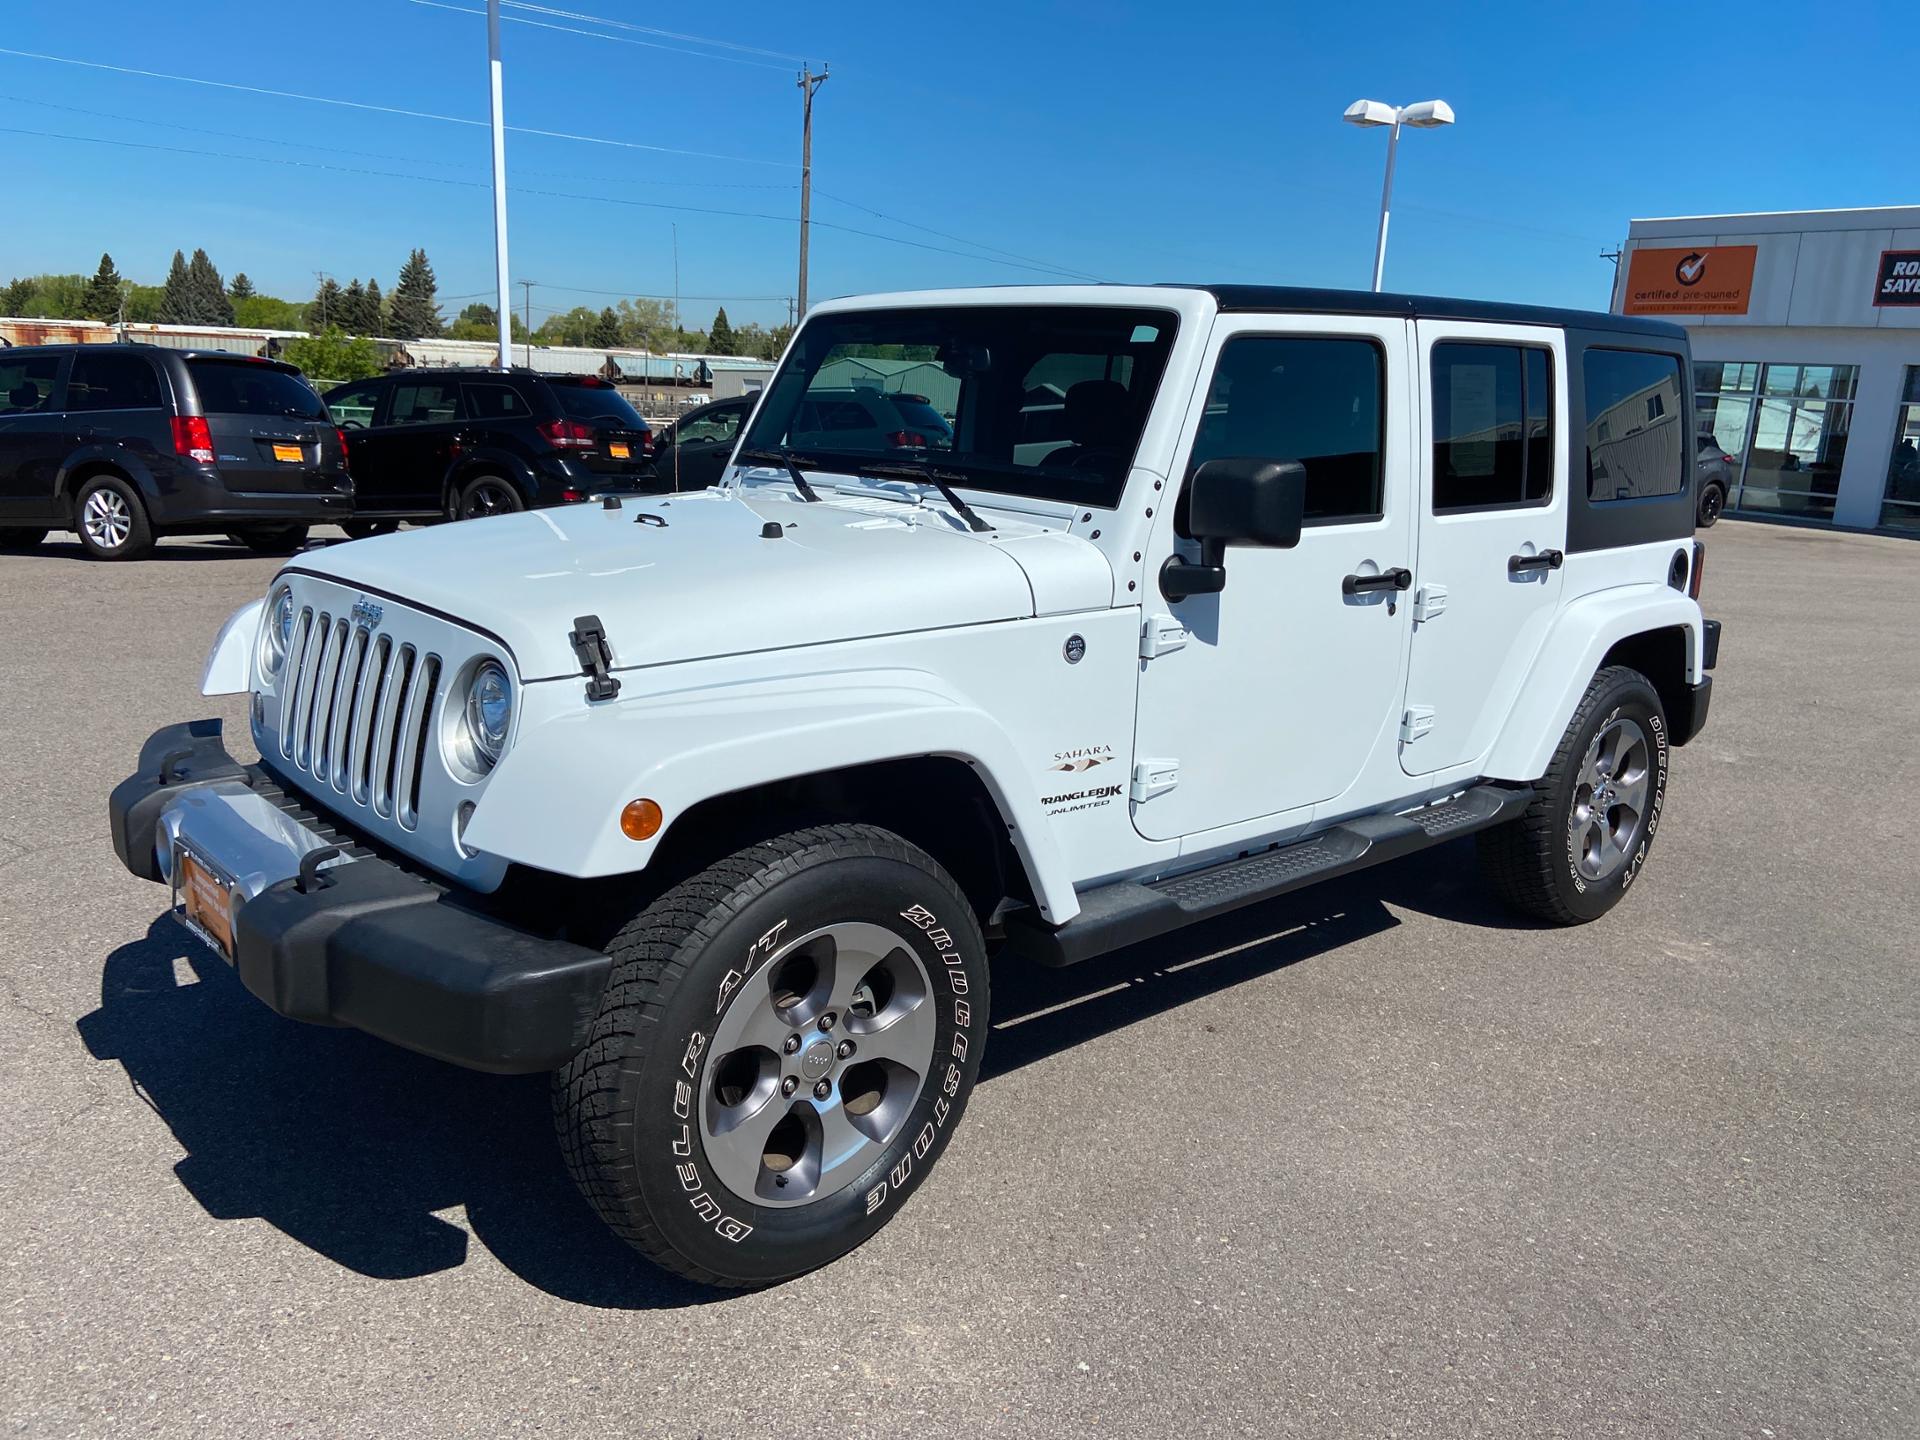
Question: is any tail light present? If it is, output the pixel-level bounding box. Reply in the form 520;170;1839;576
171;415;215;465
640;430;654;457
885;430;928;449
559;486;585;503
1689;540;1705;600
537;418;596;450
336;428;350;467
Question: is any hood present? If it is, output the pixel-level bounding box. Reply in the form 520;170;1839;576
289;488;1113;680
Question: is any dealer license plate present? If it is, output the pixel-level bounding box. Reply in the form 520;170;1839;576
608;442;630;459
272;443;305;464
176;848;236;962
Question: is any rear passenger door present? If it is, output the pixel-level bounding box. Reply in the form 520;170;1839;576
380;379;466;510
1400;322;1567;777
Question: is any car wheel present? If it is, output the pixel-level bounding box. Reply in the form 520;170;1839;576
456;476;524;520
0;528;49;550
342;520;400;540
1478;665;1670;925
1697;484;1725;528
74;476;154;561
554;824;987;1288
224;525;310;555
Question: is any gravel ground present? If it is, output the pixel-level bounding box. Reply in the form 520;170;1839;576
1;519;1914;1438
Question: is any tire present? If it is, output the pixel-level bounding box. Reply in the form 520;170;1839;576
554;824;988;1288
225;525;310;555
73;475;154;561
1478;665;1671;925
455;475;524;521
0;528;48;550
342;519;400;540
1697;483;1726;528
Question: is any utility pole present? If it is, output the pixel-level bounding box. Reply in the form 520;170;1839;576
671;223;681;339
486;0;513;370
796;64;828;317
519;279;535;366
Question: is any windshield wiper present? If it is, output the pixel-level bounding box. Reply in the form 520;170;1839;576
850;460;993;533
735;446;823;503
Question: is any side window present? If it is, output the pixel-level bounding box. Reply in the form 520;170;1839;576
0;357;63;416
67;352;162;412
325;381;384;428
1429;342;1553;512
1188;335;1385;524
1584;349;1686;501
463;382;531;420
678;406;743;444
387;382;464;426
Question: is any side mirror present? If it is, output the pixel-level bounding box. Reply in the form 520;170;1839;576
1161;458;1307;601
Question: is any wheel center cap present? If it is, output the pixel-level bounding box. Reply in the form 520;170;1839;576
799;1040;835;1081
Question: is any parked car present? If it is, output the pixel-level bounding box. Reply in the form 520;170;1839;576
0;344;350;560
113;283;1719;1288
321;369;653;532
1695;433;1734;527
788;386;951;454
648;395;753;490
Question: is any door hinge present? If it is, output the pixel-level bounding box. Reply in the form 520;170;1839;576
1131;757;1180;803
1139;614;1189;659
1400;706;1435;745
1413;583;1448;624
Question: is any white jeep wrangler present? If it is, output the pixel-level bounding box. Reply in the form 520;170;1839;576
111;284;1720;1286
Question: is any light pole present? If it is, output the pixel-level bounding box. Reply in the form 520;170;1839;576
486;0;513;369
1342;98;1455;292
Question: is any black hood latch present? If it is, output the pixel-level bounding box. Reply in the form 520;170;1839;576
567;614;622;702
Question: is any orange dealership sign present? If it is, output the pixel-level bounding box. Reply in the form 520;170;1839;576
1622;245;1757;315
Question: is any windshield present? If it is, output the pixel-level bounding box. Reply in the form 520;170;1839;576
550;378;649;430
187;359;327;419
739;304;1179;508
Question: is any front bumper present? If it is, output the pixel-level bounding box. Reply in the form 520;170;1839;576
109;720;610;1074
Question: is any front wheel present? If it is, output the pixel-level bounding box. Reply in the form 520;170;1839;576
455;475;524;520
1478;665;1671;925
554;824;988;1287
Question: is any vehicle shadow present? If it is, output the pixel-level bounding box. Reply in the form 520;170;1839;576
75;841;1532;1309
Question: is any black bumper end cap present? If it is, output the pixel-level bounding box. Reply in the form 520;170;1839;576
109;719;251;882
1672;675;1713;747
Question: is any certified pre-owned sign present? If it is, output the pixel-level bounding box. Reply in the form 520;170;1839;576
1873;250;1920;307
1622;244;1759;315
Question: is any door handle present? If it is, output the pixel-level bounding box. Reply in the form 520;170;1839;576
1507;549;1564;574
1342;567;1413;595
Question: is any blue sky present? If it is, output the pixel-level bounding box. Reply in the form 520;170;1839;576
0;0;1906;331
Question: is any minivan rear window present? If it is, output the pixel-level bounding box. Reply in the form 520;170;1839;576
550;380;648;430
187;359;327;420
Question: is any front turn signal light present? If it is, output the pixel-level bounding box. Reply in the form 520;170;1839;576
621;798;663;842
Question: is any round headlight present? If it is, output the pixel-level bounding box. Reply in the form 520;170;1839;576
464;661;513;768
261;590;295;677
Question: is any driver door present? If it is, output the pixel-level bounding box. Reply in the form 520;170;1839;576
1131;314;1415;844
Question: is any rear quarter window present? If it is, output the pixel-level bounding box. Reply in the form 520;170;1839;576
1584;349;1686;501
188;360;327;420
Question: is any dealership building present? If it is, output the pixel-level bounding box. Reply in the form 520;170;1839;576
1610;205;1920;535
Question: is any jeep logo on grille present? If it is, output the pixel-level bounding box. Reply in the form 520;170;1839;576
350;597;384;630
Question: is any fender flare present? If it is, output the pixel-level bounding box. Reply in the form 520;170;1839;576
462;666;1081;924
201;598;264;696
1483;585;1703;782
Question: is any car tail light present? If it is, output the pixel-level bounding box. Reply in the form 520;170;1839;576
1689;540;1705;600
171;415;215;465
537;418;596;450
560;486;585;503
885;430;928;449
336;427;350;466
640;431;653;457
1720;453;1734;465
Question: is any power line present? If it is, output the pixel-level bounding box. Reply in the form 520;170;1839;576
502;2;816;63
406;0;799;71
814;188;1106;283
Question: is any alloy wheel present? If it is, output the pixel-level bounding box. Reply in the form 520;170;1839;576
1568;716;1651;882
460;480;519;519
82;488;133;551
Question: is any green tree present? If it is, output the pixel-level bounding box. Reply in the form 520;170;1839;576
592;306;622;348
233;294;308;331
309;276;343;331
364;278;385;336
387;248;442;339
706;306;736;356
449;302;528;344
158;250;194;324
124;284;165;323
229;272;256;301
186;248;235;325
340;279;384;337
1;277;32;315
83;253;124;321
281;327;384;384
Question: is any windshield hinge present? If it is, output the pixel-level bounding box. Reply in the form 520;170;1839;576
568;614;622;702
1140;614;1189;660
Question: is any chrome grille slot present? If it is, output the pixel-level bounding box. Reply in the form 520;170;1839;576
298;614;337;771
307;618;348;782
350;634;393;806
326;624;369;792
278;608;314;761
375;644;417;818
395;655;442;831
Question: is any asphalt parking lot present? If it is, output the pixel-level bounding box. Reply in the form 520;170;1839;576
1;519;1915;1438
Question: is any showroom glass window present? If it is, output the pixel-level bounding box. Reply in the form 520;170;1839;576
1883;366;1920;536
1693;361;1858;522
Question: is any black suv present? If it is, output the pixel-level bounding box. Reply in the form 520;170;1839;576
648;394;754;490
0;344;351;560
321;368;655;528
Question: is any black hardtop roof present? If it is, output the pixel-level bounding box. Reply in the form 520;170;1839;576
1172;284;1686;341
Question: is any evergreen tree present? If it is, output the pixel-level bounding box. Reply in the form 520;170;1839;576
229;272;256;301
83;253;124;321
186;248;235;325
158;250;195;324
1;278;32;315
706;306;736;356
364;278;385;336
340;279;383;336
592;306;621;348
388;248;442;339
310;276;344;332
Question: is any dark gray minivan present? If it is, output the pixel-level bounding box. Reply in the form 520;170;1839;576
0;344;351;560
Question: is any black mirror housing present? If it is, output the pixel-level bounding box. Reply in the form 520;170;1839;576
1187;457;1307;550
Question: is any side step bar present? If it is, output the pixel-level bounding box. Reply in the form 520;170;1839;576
1004;783;1534;968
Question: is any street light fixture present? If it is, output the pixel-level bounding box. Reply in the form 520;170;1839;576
1343;97;1455;292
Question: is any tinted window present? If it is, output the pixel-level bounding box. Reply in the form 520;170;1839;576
67;352;162;412
0;356;63;415
463;381;532;420
1429;343;1553;512
889;396;954;439
550;380;648;429
325;381;384;428
387;382;463;426
1585;349;1686;501
188;360;326;419
676;405;745;445
1188;335;1384;524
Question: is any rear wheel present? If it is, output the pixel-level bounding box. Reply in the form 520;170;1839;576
74;476;154;561
225;525;310;555
554;824;987;1287
0;528;48;550
456;475;524;520
1697;483;1726;528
